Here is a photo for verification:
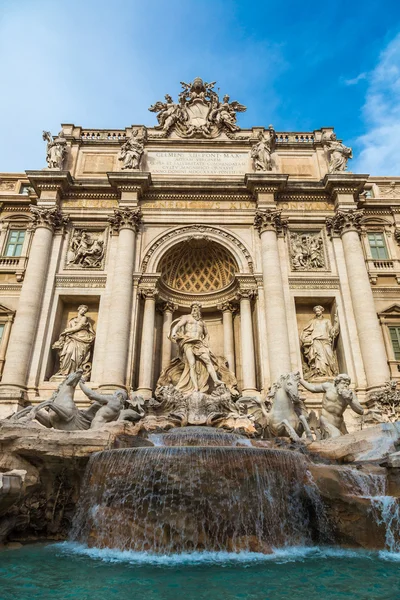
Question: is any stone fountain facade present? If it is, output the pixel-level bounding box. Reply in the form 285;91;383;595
0;77;399;433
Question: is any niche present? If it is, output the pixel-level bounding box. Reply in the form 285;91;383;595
295;297;346;381
45;296;99;381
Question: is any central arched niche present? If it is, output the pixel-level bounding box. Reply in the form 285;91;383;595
158;239;239;294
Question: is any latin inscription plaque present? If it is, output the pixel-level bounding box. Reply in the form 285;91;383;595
146;151;249;175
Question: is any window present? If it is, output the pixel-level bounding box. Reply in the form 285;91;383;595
368;232;388;260
0;324;5;343
389;327;400;360
5;230;25;257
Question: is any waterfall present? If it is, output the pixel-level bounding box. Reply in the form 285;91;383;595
71;439;329;554
339;466;400;552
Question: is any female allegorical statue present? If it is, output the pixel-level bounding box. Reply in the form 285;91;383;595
52;305;96;377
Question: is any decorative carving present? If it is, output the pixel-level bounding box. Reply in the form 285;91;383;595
108;208;142;233
0;180;17;192
300;374;364;438
159;301;177;313
141;225;254;274
67;229;105;269
322;131;352;173
289;231;325;270
118;128;146;170
379;181;398;199
30;205;69;231
254;209;288;236
237;288;257;301
158;302;239;396
251;126;276;171
300;305;339;380
42;130;67;170
148;77;246;139
366;380;400;423
326;209;364;237
51;305;96;379
55;275;107;289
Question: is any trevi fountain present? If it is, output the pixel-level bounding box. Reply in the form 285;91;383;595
0;78;400;599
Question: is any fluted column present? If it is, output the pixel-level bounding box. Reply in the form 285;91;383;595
327;209;390;387
160;302;176;370
254;209;291;381
0;314;14;379
0;207;68;392
100;208;142;389
238;290;257;395
137;288;158;396
218;302;236;373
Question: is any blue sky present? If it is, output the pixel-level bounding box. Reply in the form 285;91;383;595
1;0;400;175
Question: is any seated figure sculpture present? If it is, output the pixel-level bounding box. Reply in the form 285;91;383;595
79;380;145;429
157;302;238;396
300;373;364;438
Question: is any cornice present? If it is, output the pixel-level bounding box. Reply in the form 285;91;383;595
107;172;151;196
26;170;74;196
288;276;340;289
55;275;107;288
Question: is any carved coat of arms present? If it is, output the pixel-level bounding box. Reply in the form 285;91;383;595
149;77;246;139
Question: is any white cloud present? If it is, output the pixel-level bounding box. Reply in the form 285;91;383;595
353;33;400;175
343;72;367;86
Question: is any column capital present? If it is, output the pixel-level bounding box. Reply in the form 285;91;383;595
30;205;69;232
217;301;238;313
254;208;288;237
158;301;177;313
326;208;364;238
108;207;142;233
139;287;159;300
237;288;257;301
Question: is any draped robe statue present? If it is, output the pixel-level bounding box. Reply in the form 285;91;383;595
300;305;339;379
52;305;95;378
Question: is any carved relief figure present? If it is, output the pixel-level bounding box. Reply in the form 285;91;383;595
365;380;400;423
149;78;246;139
67;229;105;268
118;129;145;170
300;374;364;438
322;132;352;173
42;130;67;170
251;126;276;171
290;232;325;270
52;305;95;378
157;302;237;395
300;305;339;379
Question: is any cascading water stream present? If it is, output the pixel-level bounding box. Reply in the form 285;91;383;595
338;466;400;552
70;428;330;554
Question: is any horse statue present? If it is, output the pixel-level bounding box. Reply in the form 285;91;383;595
263;371;314;442
9;370;99;430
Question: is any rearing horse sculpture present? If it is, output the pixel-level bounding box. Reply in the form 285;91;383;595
265;371;314;442
10;370;99;430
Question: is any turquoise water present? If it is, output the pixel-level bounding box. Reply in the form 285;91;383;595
1;543;400;600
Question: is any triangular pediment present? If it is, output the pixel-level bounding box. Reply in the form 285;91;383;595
379;304;400;316
0;303;14;315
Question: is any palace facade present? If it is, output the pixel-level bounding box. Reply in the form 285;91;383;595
0;78;399;423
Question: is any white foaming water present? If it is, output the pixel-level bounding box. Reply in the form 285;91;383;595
371;496;400;552
55;542;370;566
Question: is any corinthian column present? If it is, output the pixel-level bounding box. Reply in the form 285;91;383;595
100;208;142;389
160;302;176;370
217;302;236;373
238;290;257;395
137;288;158;397
327;209;390;387
0;206;68;392
254;209;291;381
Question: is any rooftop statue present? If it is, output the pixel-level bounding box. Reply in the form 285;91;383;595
251;126;276;171
42;130;67;170
322;131;352;173
300;374;364;438
118;128;146;170
149;77;246;139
